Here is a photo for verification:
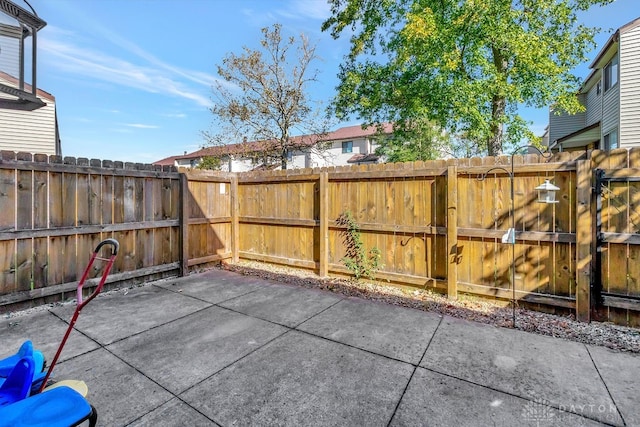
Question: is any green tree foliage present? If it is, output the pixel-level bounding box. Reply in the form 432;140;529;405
374;118;450;162
206;24;331;169
322;0;612;156
196;156;222;171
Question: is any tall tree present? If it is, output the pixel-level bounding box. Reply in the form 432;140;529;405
206;24;330;169
322;0;612;156
374;118;450;162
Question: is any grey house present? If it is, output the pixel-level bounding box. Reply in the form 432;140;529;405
548;17;640;152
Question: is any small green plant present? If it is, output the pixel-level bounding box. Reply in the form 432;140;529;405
338;211;382;281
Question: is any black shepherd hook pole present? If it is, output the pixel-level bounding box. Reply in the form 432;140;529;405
478;145;553;328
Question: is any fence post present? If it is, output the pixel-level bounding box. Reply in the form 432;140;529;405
576;160;592;322
319;171;329;277
179;173;189;276
231;175;240;263
447;165;458;300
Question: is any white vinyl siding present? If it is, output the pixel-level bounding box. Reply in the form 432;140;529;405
0;101;57;155
619;24;640;147
548;107;586;144
0;75;57;156
601;76;620;140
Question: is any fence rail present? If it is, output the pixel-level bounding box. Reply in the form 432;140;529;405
1;148;640;327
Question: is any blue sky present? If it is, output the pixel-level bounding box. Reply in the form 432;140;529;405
16;0;640;163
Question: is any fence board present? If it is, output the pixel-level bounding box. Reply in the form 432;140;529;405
33;170;47;229
47;236;63;286
15;239;33;292
0;240;15;293
63;173;76;227
113;175;125;224
33;237;47;288
88;174;101;225
77;172;89;227
556;242;574;297
16;170;32;230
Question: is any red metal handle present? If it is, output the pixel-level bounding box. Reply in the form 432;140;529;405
40;238;119;393
76;239;119;310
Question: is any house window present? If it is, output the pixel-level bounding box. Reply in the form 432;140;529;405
286;151;293;161
342;141;353;153
596;81;602;95
604;130;618;150
604;56;618;91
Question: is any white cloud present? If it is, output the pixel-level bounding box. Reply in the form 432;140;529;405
125;123;159;129
279;0;331;21
39;28;218;108
163;113;187;118
242;1;330;28
41;38;212;107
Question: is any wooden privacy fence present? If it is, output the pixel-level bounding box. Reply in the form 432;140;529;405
2;148;640;326
592;149;640;326
0;151;181;311
183;149;640;326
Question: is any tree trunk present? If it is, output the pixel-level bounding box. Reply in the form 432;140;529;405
488;45;508;156
488;94;505;156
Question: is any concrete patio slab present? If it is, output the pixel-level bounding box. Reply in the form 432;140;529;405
54;348;172;426
297;297;441;364
51;285;211;345
587;345;640;426
181;330;413;426
2;268;638;426
390;367;604;427
0;309;99;363
421;316;623;425
107;306;288;394
128;398;216;426
155;271;271;304
219;282;343;327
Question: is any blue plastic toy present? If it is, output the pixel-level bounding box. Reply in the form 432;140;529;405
0;386;96;427
0;356;34;406
0;341;46;394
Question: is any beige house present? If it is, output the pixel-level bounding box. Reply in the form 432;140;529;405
0;71;60;156
157;124;393;171
547;17;640;151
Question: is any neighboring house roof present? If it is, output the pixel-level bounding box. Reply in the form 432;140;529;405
347;153;380;164
153;155;181;166
553;121;601;150
328;123;394;141
169;123;394;162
